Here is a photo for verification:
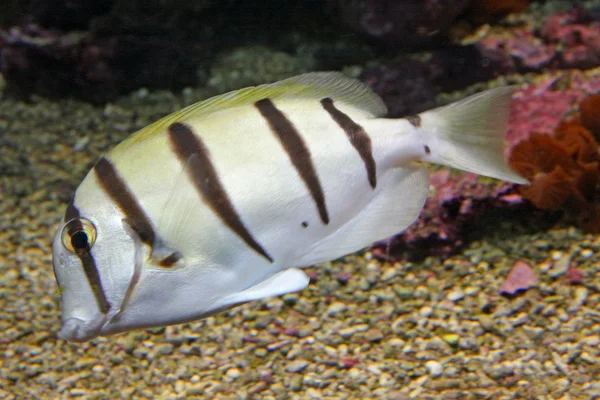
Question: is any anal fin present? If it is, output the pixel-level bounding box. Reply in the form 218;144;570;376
294;165;430;267
223;268;310;305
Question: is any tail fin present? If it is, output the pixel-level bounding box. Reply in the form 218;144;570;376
419;87;528;184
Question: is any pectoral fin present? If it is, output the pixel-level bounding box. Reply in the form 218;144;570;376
223;268;310;305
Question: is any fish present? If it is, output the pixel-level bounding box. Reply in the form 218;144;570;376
52;72;527;342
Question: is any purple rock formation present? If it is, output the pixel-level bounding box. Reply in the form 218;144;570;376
479;7;600;73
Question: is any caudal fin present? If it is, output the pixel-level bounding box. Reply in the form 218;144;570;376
419;87;528;184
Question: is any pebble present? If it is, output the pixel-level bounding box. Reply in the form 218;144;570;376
326;302;348;316
419;306;433;317
552;352;569;375
365;328;384;343
424;360;443;377
266;340;290;351
441;334;460;347
549;253;571;277
338;324;369;339
568;287;588;313
381;268;397;282
286;360;309;373
290;375;303;391
226;368;241;380
447;290;464;302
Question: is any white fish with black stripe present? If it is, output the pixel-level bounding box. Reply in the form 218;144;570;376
52;72;527;342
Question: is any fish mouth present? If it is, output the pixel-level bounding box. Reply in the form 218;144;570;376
59;317;105;342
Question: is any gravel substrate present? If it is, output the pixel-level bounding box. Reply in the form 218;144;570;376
1;80;599;400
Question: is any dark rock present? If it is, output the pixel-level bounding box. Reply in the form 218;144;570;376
360;59;437;118
30;0;114;30
0;1;223;103
360;44;510;118
328;0;471;49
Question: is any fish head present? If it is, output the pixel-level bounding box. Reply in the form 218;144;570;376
53;176;241;342
52;178;145;342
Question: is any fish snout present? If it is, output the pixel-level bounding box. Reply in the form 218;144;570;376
59;317;103;342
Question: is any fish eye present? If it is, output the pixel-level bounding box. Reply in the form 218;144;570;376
61;218;97;253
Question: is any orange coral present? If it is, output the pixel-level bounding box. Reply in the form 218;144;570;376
554;120;600;164
509;133;577;210
509;93;600;231
510;133;577;178
519;166;573;210
579;93;600;140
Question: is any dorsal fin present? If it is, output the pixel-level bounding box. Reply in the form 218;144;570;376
124;72;387;146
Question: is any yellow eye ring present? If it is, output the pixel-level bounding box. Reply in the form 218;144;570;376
61;218;97;253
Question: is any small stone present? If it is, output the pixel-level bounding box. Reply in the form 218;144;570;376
290;375;303;391
441;334;460;346
338;324;369;339
248;381;267;395
326;302;348;316
226;368;241;380
266;340;290;352
387;338;405;347
365;328;384;343
286;360;309;373
580;335;600;347
91;364;104;374
381;268;397;282
478;315;495;332
565;267;584;284
549;254;570;278
425;360;443;377
255;348;267;357
499;261;537;295
523;326;545;339
568;287;588;313
393;285;414;300
419;306;433;317
386;391;410;400
447;289;464;302
155;343;174;355
552;352;569;375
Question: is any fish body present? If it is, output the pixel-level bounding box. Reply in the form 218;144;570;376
52;72;526;341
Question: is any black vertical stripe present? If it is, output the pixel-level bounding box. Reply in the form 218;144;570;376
65;198;80;222
255;98;330;224
167;122;274;263
63;200;111;314
321;97;377;189
406;115;421;128
93;157;156;247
